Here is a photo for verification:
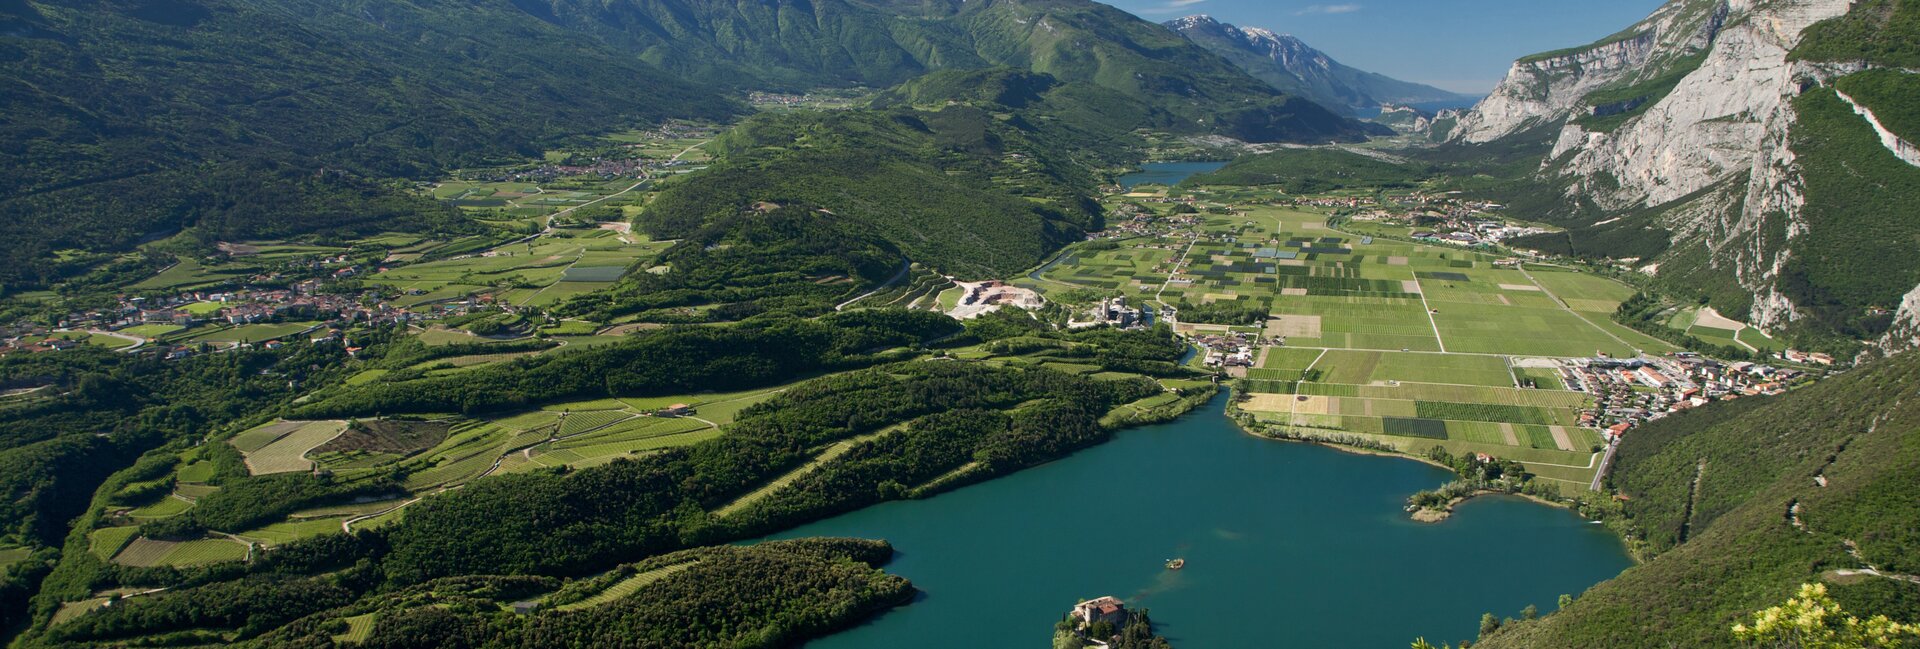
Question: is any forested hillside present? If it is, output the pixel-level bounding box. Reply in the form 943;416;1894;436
0;0;1385;297
0;0;738;289
1475;351;1920;648
1184;148;1430;193
515;0;1380;143
0;339;369;633
557;71;1157;322
8;317;1204;647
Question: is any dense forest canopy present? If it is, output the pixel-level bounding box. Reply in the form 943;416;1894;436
0;0;738;289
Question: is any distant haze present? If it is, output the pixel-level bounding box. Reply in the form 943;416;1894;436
1110;0;1667;94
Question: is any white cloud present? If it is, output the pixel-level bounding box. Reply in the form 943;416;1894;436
1296;4;1362;15
1138;0;1208;15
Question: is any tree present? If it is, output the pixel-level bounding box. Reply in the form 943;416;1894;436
1522;604;1539;620
1558;593;1574;610
1479;613;1501;639
1731;583;1919;649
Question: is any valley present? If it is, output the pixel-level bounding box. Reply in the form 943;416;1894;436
0;0;1915;647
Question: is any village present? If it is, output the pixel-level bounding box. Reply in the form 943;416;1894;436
0;273;488;361
1565;351;1822;440
1325;192;1549;248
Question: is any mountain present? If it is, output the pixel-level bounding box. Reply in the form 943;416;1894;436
511;0;1385;143
0;0;1385;292
1440;0;1920;350
1474;346;1920;648
0;0;740;289
1164;14;1471;115
565;67;1153;323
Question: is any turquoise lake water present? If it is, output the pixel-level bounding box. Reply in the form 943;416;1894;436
1116;162;1228;189
773;394;1632;647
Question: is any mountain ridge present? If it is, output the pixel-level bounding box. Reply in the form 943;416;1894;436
507;0;1385;143
1164;14;1471;116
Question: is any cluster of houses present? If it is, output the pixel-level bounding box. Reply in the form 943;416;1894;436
4;279;434;360
1195;330;1259;369
70;284;408;333
1098;202;1200;238
0;329;87;355
510;157;661;182
1561;352;1812;437
745;91;813;107
1408;219;1546;246
1318;192;1545;246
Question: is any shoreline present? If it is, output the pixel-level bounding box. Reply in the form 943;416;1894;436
1219;403;1583;522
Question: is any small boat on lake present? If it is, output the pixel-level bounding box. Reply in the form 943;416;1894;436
1165;558;1185;570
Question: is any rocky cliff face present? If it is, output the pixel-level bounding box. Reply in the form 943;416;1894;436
1455;0;1920;349
1549;0;1851;208
1448;0;1731;143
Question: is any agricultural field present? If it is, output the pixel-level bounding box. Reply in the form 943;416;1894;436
111;537;248;567
235;518;347;546
234;420;348;475
125;496;193;520
118;324;185;338
1026;189;1656;488
128;258;256;291
332;614;378;644
365;230;667;309
186;321;323;344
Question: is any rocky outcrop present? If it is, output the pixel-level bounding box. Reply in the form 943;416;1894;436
1879;285;1920;354
1833;88;1920;167
1374;104;1434;134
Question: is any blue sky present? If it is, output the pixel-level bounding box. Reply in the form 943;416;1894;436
1108;0;1668;94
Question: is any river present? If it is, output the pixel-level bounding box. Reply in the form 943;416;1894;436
772;393;1632;647
1116;161;1228;189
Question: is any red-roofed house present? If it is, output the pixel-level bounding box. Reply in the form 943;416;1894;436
1072;597;1127;628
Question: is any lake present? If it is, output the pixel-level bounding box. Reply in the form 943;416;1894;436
774;393;1632;647
1117;161;1228;189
